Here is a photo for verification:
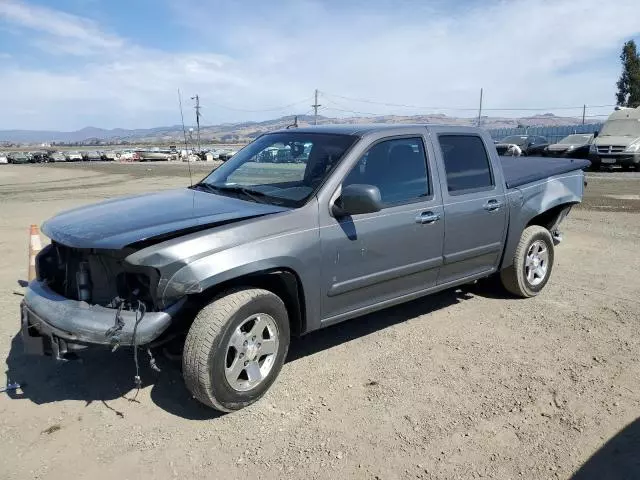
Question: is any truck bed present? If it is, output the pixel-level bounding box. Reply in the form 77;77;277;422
500;156;590;189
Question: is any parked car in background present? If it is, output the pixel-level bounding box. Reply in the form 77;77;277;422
589;106;640;171
545;134;593;159
8;152;30;164
50;152;67;162
84;150;103;161
103;150;119;161
139;148;173;161
218;149;237;161
66;151;84;162
119;150;141;161
495;135;550;156
0;153;9;164
205;150;220;161
33;151;51;163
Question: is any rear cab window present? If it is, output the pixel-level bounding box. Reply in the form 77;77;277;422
437;135;494;195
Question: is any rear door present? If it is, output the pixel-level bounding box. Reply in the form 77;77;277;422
431;130;508;285
318;132;444;322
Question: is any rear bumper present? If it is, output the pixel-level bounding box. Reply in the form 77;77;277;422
21;280;185;359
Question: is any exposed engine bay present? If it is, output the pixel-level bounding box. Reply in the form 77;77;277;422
36;242;160;312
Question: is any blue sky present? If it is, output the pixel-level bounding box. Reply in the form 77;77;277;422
0;0;639;130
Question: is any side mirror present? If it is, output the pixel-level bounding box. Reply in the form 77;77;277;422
332;184;382;217
593;131;599;138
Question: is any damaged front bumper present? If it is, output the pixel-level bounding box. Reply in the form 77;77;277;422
21;280;186;360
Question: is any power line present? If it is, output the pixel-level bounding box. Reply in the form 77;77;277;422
205;97;312;113
322;104;386;117
320;91;616;112
322;100;611;121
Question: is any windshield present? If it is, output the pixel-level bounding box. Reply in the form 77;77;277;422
198;132;357;207
500;136;529;146
559;134;592;144
600;119;640;137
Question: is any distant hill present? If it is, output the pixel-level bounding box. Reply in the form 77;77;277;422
0;113;601;145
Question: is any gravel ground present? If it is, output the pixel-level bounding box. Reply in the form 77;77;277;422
1;163;639;480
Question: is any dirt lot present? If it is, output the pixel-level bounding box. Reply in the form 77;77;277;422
1;162;639;480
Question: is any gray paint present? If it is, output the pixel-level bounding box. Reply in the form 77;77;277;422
32;124;585;343
23;280;185;345
41;187;289;249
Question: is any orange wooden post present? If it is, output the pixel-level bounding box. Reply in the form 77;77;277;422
28;224;42;282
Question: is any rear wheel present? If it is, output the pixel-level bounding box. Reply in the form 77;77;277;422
182;288;290;412
500;226;554;298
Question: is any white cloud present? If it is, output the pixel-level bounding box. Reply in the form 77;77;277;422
0;0;122;54
0;0;639;130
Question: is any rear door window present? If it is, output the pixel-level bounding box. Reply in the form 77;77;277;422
438;135;494;194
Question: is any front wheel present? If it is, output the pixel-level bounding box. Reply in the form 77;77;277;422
500;225;555;298
182;288;290;412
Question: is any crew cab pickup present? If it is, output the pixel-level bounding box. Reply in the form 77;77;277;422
21;125;589;412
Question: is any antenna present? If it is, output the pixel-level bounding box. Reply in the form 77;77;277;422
178;88;193;187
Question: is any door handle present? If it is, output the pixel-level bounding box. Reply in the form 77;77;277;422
416;211;441;224
483;199;503;212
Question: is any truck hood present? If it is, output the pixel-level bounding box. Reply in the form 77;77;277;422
42;188;290;250
594;135;640;146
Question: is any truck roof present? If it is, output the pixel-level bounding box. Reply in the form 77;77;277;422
606;106;640;121
274;124;480;136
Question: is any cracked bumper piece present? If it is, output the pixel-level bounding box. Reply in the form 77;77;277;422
21;280;185;359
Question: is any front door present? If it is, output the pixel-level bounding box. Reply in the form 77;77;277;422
319;135;445;322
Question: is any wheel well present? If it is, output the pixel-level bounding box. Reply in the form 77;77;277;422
526;203;576;231
192;269;306;337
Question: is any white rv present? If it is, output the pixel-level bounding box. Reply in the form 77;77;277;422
590;106;640;170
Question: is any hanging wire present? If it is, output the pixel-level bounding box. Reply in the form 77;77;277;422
204;97;313;113
320;90;616;113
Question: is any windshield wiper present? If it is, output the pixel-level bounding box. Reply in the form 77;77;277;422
193;183;269;204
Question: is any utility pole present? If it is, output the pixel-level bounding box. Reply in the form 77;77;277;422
312;89;321;125
191;94;201;152
582;104;586;125
477;88;483;127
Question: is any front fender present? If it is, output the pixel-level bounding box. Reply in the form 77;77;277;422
161;255;308;303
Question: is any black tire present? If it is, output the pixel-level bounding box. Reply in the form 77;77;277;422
500;225;554;298
182;288;290;412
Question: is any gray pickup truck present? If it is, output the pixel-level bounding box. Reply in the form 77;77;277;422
21;124;589;412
